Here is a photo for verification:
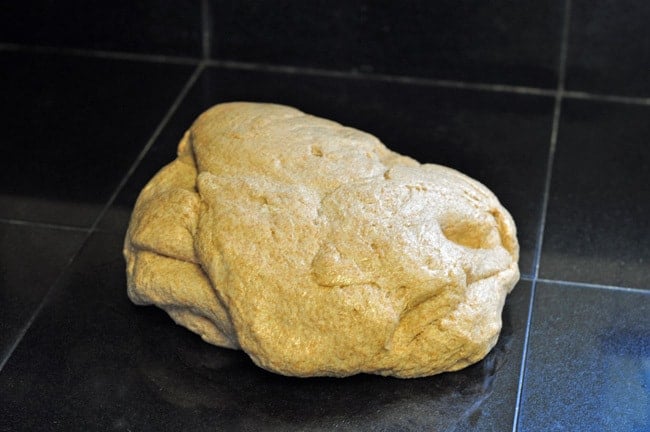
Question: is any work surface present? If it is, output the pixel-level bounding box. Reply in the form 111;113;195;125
1;3;649;430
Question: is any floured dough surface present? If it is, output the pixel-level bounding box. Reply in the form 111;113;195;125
124;102;519;378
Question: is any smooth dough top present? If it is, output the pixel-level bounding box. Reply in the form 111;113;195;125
124;102;520;378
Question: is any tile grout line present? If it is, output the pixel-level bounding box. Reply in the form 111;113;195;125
537;278;650;295
0;42;201;65
535;0;571;281
564;90;650;106
205;58;558;97
201;0;212;60
3;42;650;107
0;63;204;373
512;0;571;430
510;279;538;432
0;218;91;233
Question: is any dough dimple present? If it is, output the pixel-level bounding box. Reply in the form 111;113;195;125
124;102;520;378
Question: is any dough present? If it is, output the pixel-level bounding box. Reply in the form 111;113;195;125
124;102;519;378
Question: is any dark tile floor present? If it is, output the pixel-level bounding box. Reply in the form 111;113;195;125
208;0;564;88
1;3;649;431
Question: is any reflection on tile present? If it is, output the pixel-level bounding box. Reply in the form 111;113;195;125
0;231;529;431
101;66;553;277
208;0;564;88
0;0;202;57
540;99;650;289
0;223;86;363
519;282;650;431
0;51;195;227
566;0;650;96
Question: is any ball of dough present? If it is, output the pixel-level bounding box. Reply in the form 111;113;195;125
124;102;519;378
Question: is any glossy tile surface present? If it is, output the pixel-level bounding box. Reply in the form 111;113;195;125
208;0;563;88
0;223;86;364
540;99;650;288
519;282;650;431
0;230;531;431
0;0;202;57
101;66;553;277
566;0;650;97
0;52;195;227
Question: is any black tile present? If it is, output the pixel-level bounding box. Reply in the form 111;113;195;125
566;0;650;97
0;230;530;431
0;51;195;227
101;66;553;277
208;0;564;88
0;0;202;57
540;99;650;289
0;222;86;364
518;282;650;431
